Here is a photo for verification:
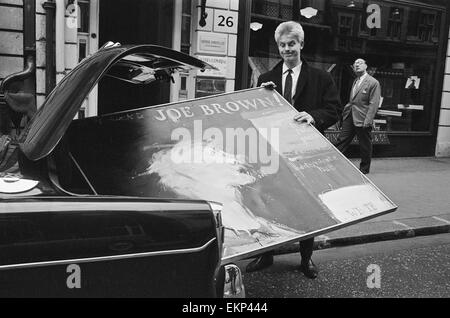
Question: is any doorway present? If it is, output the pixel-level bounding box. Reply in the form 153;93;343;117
76;0;100;118
97;0;175;115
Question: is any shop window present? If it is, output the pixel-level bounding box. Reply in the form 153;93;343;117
246;0;447;139
373;63;434;132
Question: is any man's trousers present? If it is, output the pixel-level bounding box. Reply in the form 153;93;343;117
335;115;373;174
300;237;314;261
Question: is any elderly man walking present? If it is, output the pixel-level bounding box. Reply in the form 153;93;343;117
335;59;381;174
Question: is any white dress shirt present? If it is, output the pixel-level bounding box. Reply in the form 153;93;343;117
352;72;368;98
282;62;302;100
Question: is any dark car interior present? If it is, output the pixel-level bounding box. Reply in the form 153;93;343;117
98;53;180;115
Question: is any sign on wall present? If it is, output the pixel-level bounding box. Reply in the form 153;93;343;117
196;55;228;77
213;9;238;34
197;31;228;55
68;88;397;263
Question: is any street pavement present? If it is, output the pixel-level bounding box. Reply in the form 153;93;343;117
237;234;450;297
273;157;450;255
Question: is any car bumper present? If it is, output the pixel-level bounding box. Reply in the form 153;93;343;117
223;264;245;298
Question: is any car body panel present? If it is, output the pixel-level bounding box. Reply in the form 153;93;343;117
0;197;221;297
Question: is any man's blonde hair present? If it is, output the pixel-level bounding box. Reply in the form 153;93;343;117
274;21;305;44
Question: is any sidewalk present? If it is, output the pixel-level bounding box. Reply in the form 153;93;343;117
274;157;450;255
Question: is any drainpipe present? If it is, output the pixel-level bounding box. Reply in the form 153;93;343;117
23;0;36;61
23;0;36;108
55;0;65;84
43;1;56;94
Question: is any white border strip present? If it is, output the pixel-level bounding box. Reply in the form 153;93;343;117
432;216;450;225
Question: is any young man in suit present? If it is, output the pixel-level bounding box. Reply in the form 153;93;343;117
246;21;341;278
335;58;381;174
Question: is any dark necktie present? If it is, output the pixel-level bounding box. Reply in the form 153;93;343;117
284;69;293;104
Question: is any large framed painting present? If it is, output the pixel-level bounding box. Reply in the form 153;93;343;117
68;88;397;264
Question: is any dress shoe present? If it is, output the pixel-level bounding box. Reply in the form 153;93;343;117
246;254;274;272
360;167;370;174
300;259;318;279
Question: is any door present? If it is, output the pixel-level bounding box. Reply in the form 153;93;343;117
77;0;99;118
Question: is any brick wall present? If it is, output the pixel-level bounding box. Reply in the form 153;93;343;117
0;0;24;83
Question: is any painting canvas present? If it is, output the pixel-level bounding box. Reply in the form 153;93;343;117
68;88;397;264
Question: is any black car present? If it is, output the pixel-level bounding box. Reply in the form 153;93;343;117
0;43;245;297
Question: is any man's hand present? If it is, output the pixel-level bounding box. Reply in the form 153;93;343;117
294;111;315;125
260;81;277;89
363;121;372;128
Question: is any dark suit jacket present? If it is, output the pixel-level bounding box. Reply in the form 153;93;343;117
257;59;342;133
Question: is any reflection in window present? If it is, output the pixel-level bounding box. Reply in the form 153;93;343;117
338;14;353;36
247;0;446;133
418;12;436;42
387;7;403;40
252;0;294;20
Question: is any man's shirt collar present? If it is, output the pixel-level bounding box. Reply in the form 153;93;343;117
283;62;302;78
357;71;368;83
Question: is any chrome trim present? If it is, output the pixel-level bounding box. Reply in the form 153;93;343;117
208;201;224;261
223;264;245;298
68;152;98;195
0;238;216;271
0;201;210;213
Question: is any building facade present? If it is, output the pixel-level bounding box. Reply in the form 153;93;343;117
0;0;449;157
